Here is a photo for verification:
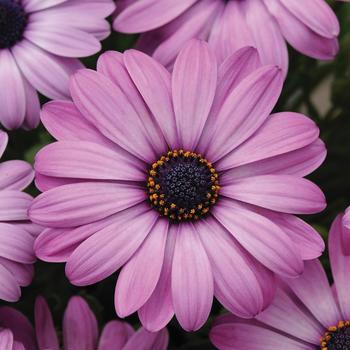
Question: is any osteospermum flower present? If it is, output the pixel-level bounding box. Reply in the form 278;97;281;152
0;295;168;350
210;208;350;350
0;0;115;130
30;41;327;331
0;130;40;302
114;0;340;73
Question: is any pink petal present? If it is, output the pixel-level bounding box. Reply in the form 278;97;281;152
114;0;197;32
0;330;13;350
12;40;83;100
221;139;326;181
151;0;222;69
123;328;169;350
70;69;160;162
66;206;157;286
63;297;98;350
283;259;341;327
213;199;303;278
22;78;40;130
172;224;214;331
198;46;261;153
0;161;33;191
279;0;339;38
0;306;37;350
41;101;117;149
34;297;59;350
0;258;33;287
34;173;80;192
0;50;25;129
122;49;178;148
197;217;275;317
256;286;323;344
208;1;254;64
264;0;338;60
115;219;168;317
98;321;134;350
138;226;177;332
0;223;35;264
29;182;145;228
95;51;168;156
0;191;32;221
0;131;8;158
210;321;313;350
244;0;289;75
35;141;145;182
221;175;326;214
329;214;350;319
217;112;320;171
172;40;217;150
22;0;67;12
24;23;101;58
205;66;283;163
0;265;21;302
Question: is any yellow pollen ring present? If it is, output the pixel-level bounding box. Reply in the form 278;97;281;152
146;149;220;222
320;320;350;350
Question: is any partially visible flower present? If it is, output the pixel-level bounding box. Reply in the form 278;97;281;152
0;295;169;350
30;41;326;332
114;0;339;73
210;207;350;350
0;0;115;130
0;130;40;302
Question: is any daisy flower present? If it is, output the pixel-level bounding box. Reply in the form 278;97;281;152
0;130;40;302
210;207;350;350
30;41;326;331
114;0;340;73
0;295;168;350
0;0;115;130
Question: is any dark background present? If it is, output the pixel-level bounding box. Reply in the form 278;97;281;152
2;2;350;349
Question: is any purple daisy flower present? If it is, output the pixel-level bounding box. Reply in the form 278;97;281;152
0;0;115;130
0;295;169;350
0;130;40;302
210;207;350;350
114;0;340;73
30;41;326;331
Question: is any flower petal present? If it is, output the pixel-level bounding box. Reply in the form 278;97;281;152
138;226;176;332
22;78;40;130
217;112;319;171
197;217;275;317
114;0;197;32
172;40;217;150
0;330;13;350
98;321;134;350
24;23;101;58
115;219;168;317
35;141;145;182
221;175;326;214
122;49;178;148
29;182;145;228
70;69;159;162
0;265;21;302
283;259;341;327
22;0;68;12
34;297;59;350
63;297;98;350
0;50;25;129
329;214;350;320
172;223;214;331
0;191;32;221
0;258;33;287
206;66;283;162
213;199;303;278
66;206;158;286
0;131;8;158
123;328;169;350
12;40;83;100
210;321;313;350
0;161;33;191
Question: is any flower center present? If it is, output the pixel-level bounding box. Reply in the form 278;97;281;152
147;150;220;222
321;321;350;350
0;0;27;49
